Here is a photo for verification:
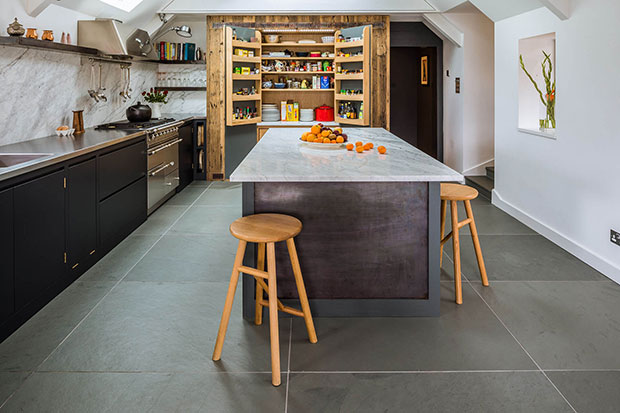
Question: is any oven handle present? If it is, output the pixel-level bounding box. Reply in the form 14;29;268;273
148;138;183;156
148;161;175;176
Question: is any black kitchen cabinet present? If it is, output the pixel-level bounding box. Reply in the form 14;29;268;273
67;158;97;273
98;140;146;200
13;169;66;310
177;122;194;192
100;176;147;248
0;188;14;320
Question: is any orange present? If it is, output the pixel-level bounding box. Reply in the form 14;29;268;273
363;143;372;150
355;145;364;153
321;130;331;138
346;143;354;151
310;125;321;135
355;141;363;147
334;127;343;134
377;146;387;154
331;139;337;143
336;136;344;143
314;138;322;143
328;133;337;140
307;133;316;141
367;142;374;149
323;137;331;143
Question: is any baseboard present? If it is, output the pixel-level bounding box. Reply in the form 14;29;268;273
462;158;494;176
492;189;620;284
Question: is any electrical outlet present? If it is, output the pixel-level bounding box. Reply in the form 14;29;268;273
611;229;620;247
455;78;461;93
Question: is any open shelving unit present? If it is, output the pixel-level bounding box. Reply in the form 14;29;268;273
224;25;371;126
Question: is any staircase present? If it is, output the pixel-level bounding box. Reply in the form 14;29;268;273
465;166;494;200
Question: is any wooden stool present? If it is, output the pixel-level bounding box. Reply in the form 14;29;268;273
440;184;489;304
212;213;317;386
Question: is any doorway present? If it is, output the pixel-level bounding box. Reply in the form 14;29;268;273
390;46;438;159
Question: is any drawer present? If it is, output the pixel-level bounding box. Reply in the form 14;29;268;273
99;176;146;246
98;140;146;200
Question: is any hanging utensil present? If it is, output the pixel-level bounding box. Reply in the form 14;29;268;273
126;66;132;99
119;65;127;101
88;61;99;102
97;63;107;102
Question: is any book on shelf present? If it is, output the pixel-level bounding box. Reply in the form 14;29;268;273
158;42;197;62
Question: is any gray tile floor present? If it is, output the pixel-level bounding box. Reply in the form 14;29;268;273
1;182;619;412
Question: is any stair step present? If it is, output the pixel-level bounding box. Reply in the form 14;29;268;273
486;166;494;180
465;175;494;200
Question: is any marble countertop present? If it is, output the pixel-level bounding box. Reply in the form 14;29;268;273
0;113;202;183
230;127;464;183
257;121;339;127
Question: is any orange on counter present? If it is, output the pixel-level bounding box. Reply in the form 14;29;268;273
323;137;331;143
378;146;387;154
355;145;364;153
310;125;321;135
355;141;363;147
336;136;344;143
363;143;373;151
346;143;354;151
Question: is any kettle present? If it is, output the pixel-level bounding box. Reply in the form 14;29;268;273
126;102;152;122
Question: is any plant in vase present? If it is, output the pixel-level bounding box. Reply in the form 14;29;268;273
520;51;555;130
142;88;168;119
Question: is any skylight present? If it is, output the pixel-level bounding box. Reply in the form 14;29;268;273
99;0;144;12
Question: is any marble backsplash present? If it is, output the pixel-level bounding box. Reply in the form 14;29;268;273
0;46;205;146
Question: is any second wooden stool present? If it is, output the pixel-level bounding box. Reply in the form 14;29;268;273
212;213;317;386
440;183;489;304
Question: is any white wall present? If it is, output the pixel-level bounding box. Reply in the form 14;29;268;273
442;3;495;175
494;2;620;282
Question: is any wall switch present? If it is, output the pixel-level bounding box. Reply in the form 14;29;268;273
611;229;620;247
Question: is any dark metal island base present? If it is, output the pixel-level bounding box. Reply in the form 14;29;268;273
230;128;463;318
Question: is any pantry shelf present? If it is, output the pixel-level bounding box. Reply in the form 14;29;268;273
232;56;261;63
262;43;334;47
232;40;261;49
262;88;334;92
335;40;364;49
262;71;334;75
261;56;334;60
335;73;364;80
232;74;261;80
336;117;366;125
232;94;262;101
334;55;364;63
231;118;261;126
335;94;363;101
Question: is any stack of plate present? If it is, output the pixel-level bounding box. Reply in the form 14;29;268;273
300;109;314;122
262;104;280;121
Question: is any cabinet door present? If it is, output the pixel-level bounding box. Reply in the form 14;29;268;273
100;176;146;247
67;158;97;271
98;140;146;200
334;25;371;126
13;170;66;310
0;188;14;320
177;122;194;191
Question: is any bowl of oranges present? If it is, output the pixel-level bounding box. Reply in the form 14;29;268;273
300;124;348;149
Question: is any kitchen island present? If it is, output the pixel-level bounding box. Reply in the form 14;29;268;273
230;127;463;318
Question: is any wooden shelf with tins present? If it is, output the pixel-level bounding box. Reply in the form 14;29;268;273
225;25;372;127
333;25;371;126
226;26;262;126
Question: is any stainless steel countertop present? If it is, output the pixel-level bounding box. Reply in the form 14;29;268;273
0;113;205;183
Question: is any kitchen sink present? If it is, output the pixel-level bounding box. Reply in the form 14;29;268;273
0;153;53;168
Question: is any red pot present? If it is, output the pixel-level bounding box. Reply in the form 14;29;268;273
315;105;334;122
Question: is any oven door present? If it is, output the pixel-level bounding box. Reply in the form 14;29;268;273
147;138;181;214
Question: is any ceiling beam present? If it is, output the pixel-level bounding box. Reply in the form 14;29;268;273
422;13;464;47
22;0;53;17
539;0;571;20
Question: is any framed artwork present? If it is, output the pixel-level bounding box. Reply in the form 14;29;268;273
421;56;428;85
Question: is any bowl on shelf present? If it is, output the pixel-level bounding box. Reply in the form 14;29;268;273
295;52;309;57
262;81;273;89
321;36;335;43
274;83;286;89
264;35;280;43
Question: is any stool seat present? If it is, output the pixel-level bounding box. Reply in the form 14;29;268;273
230;213;302;243
441;183;479;201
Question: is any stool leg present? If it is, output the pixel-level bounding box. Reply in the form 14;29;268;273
286;238;318;344
464;200;489;287
213;240;247;361
440;199;447;268
255;243;266;325
450;201;462;304
266;242;281;386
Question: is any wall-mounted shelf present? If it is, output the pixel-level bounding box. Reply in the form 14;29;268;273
150;60;205;65
154;87;206;91
0;35;133;63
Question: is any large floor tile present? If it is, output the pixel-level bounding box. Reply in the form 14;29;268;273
39;282;290;373
188;180;212;187
195;183;242;207
80;235;160;282
444;203;535;235
0;372;30;406
287;372;571;413
169;206;241;235
546;371;620;413
124;234;238;283
472;281;620;369
443;234;606;281
0;281;115;371
132;205;187;235
289;283;535;372
165;186;207;206
1;372;285;412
